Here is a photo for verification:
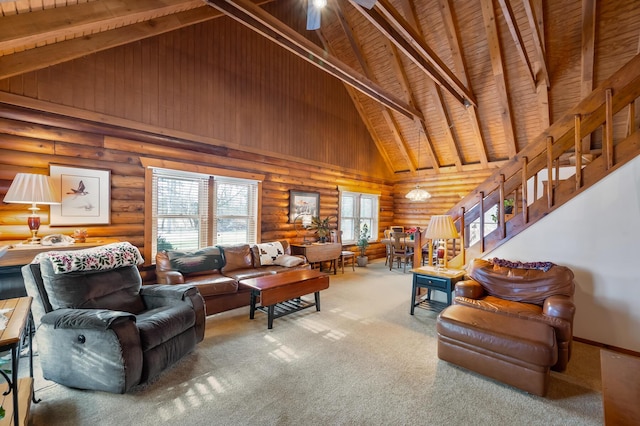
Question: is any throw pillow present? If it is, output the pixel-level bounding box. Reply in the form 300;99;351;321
273;255;305;267
167;247;225;275
490;257;555;272
257;241;285;266
220;244;253;274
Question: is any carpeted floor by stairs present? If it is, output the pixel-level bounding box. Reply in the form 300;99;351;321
28;260;603;425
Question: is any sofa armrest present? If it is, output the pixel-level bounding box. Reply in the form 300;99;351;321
543;295;576;323
455;279;486;299
41;308;136;330
156;270;186;284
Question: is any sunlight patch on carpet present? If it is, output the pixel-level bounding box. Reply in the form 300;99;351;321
296;317;347;341
264;334;300;362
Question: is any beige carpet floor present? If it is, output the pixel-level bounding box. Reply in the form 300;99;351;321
28;260;603;425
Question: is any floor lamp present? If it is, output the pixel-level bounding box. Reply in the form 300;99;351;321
424;215;459;270
3;173;61;244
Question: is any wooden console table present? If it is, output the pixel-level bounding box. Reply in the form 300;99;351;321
290;243;342;275
0;297;35;426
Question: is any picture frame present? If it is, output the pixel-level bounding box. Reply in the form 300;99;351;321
289;190;319;223
49;164;111;226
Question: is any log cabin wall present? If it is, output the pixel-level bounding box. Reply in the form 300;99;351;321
0;104;394;266
0;2;398;268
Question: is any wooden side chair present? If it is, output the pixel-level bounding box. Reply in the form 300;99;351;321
330;230;355;273
389;231;413;273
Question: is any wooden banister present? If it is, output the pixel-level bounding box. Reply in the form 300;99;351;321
448;52;640;259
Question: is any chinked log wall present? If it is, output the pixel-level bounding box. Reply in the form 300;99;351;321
0;104;394;269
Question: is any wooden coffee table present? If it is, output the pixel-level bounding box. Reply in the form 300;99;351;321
241;269;330;329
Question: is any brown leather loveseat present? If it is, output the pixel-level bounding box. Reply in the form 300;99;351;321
156;240;309;316
436;258;576;396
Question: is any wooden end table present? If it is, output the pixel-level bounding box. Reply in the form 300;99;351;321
241;269;330;329
410;266;465;314
0;297;37;426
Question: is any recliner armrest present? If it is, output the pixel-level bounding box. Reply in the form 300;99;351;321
41;308;136;330
455;279;486;299
543;295;576;322
140;284;199;302
140;284;205;343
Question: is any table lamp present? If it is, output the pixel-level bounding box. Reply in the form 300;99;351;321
424;215;459;270
294;214;313;244
3;173;61;244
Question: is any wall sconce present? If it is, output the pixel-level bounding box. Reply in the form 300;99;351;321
3;173;61;244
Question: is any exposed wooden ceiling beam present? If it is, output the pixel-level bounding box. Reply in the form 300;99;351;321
480;0;517;159
205;0;422;121
530;0;550;130
333;0;416;172
437;0;488;166
0;0;203;55
350;0;476;108
315;28;396;175
0;5;257;80
523;0;549;88
386;0;440;173
496;0;536;86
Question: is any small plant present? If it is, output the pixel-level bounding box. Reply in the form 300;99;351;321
157;236;175;252
309;216;335;242
356;223;370;257
491;199;515;223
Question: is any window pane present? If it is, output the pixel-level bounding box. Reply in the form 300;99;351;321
157;177;200;215
157;217;200;251
217;183;249;215
217;218;250;244
360;197;373;217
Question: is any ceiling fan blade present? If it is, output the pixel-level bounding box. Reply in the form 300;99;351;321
353;0;376;9
306;3;321;30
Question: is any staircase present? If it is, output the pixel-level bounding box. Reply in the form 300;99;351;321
447;53;640;265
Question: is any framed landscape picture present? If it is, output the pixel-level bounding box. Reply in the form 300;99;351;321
49;165;111;226
289;190;319;223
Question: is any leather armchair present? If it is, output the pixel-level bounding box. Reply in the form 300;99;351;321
453;258;576;371
22;242;205;393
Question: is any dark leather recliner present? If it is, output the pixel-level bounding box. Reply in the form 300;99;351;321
22;242;205;393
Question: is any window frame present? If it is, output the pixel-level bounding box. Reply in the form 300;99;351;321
141;158;264;264
339;189;380;245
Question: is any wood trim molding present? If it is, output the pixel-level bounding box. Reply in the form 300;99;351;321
140;157;266;181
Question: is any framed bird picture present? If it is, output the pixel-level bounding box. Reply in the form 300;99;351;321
49;164;111;226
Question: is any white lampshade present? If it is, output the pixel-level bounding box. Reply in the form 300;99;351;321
4;173;61;205
424;215;459;240
405;185;431;202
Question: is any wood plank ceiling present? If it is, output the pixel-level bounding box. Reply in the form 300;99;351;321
0;0;628;179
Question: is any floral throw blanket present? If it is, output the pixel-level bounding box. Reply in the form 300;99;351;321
34;242;144;274
490;257;555;272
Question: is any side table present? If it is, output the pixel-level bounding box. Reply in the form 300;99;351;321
0;297;37;426
410;266;466;314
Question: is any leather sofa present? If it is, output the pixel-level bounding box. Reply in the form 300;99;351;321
436;258;576;396
22;242;205;393
156;240;310;316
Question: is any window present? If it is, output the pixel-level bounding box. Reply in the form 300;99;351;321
151;168;259;260
339;190;379;244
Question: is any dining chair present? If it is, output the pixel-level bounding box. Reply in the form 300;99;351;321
383;229;392;266
330;230;355;273
389;232;413;272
